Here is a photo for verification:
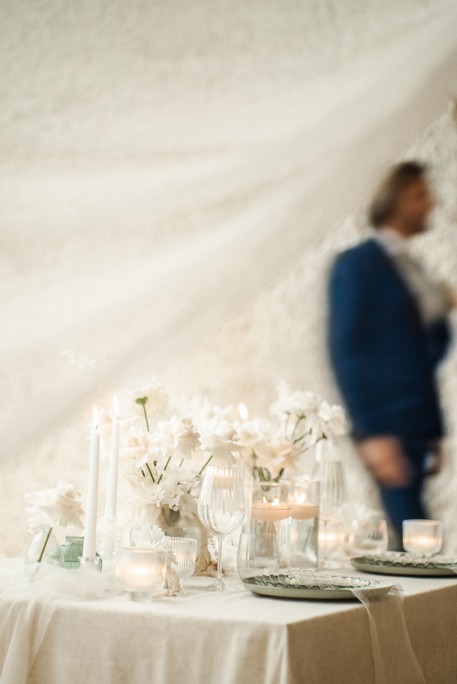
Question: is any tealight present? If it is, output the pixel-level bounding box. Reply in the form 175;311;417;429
115;548;167;601
402;520;443;556
250;500;291;522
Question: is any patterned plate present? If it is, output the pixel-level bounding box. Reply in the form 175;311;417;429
242;571;394;600
351;552;457;577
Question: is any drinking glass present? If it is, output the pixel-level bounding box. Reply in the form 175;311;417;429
346;515;388;557
287;479;320;571
319;459;345;517
198;464;246;590
318;459;346;568
168;537;198;580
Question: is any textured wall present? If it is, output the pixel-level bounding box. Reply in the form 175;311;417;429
2;1;457;556
3;104;457;557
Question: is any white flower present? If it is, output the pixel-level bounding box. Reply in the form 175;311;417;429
153;416;200;460
199;420;238;463
122;429;154;468
314;401;348;439
234;418;271;449
271;383;347;445
271;383;321;419
128;381;171;422
25;481;84;530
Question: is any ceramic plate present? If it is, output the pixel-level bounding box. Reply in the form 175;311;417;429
351;552;457;577
242;572;393;600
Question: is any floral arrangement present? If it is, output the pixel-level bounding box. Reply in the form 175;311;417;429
103;381;347;521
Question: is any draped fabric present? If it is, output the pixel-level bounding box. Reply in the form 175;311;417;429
1;0;457;554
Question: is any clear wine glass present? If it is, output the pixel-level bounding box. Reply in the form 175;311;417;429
198;464;246;590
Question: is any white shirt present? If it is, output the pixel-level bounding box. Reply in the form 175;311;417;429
372;228;450;325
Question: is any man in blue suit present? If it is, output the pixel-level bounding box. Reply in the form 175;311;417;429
328;161;453;538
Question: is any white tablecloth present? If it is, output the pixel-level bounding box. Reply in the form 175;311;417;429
1;563;457;684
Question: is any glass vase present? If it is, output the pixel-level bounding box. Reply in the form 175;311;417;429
238;482;291;580
287;479;320;571
26;525;63;575
61;535;84;569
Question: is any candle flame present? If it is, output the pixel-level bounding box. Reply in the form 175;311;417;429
262;497;280;506
297;494;306;505
113;394;120;419
238;402;249;421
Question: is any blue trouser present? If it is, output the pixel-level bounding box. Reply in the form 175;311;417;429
377;444;428;543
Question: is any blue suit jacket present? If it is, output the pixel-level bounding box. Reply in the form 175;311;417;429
328;239;451;448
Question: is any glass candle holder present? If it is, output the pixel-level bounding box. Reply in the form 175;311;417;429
168;537;198;579
345;516;388;557
402;520;443;556
287;479;320;571
318;518;345;568
240;482;291;578
115;548;167;601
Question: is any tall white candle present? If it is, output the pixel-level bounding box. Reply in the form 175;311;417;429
83;406;100;560
105;395;120;521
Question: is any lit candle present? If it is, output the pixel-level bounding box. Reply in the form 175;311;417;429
403;520;443;556
291;501;319;521
250;499;291;522
115;548;167;600
83;406;100;561
404;536;439;555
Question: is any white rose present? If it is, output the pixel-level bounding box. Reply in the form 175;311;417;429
25;481;84;530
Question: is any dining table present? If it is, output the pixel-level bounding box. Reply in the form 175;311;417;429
1;558;456;684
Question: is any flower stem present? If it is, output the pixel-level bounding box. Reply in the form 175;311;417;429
145;463;156;484
291;415;304;440
157;455;172;484
198;455;213;475
135;397;150;432
37;527;53;563
142;405;150;432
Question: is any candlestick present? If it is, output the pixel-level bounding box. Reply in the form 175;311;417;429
82;406;100;561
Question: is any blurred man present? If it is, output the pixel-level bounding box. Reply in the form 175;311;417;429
328;161;454;539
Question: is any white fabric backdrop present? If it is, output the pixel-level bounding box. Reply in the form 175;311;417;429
1;0;457;554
